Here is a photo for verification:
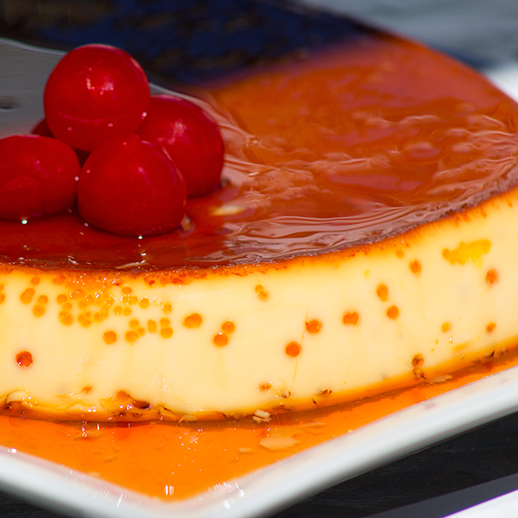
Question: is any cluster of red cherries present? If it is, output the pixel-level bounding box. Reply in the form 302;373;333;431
0;44;224;236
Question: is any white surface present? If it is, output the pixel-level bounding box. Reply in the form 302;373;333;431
299;0;518;66
3;38;518;518
447;489;518;518
486;63;518;101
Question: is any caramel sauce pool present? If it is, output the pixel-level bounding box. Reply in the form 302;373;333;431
0;350;516;500
2;32;518;269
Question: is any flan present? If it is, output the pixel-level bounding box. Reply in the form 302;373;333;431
1;30;518;421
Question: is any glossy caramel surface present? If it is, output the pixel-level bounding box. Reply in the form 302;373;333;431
2;32;518;270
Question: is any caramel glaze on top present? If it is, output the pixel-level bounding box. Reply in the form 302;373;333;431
3;31;518;271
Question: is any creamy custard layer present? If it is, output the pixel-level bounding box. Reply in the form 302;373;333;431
1;183;517;420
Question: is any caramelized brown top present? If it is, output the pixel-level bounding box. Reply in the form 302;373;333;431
3;32;518;270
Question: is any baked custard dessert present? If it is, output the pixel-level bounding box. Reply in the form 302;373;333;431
1;29;518;421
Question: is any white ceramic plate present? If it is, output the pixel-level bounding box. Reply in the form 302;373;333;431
2;38;518;518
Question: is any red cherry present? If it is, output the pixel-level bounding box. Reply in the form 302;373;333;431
138;95;224;197
77;134;186;236
44;44;150;152
0;135;80;221
31;118;90;165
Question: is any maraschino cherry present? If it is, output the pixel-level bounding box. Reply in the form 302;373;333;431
77;134;186;236
0;134;80;221
44;44;150;152
138;95;224;197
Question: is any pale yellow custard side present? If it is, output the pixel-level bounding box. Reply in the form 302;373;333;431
0;183;516;420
